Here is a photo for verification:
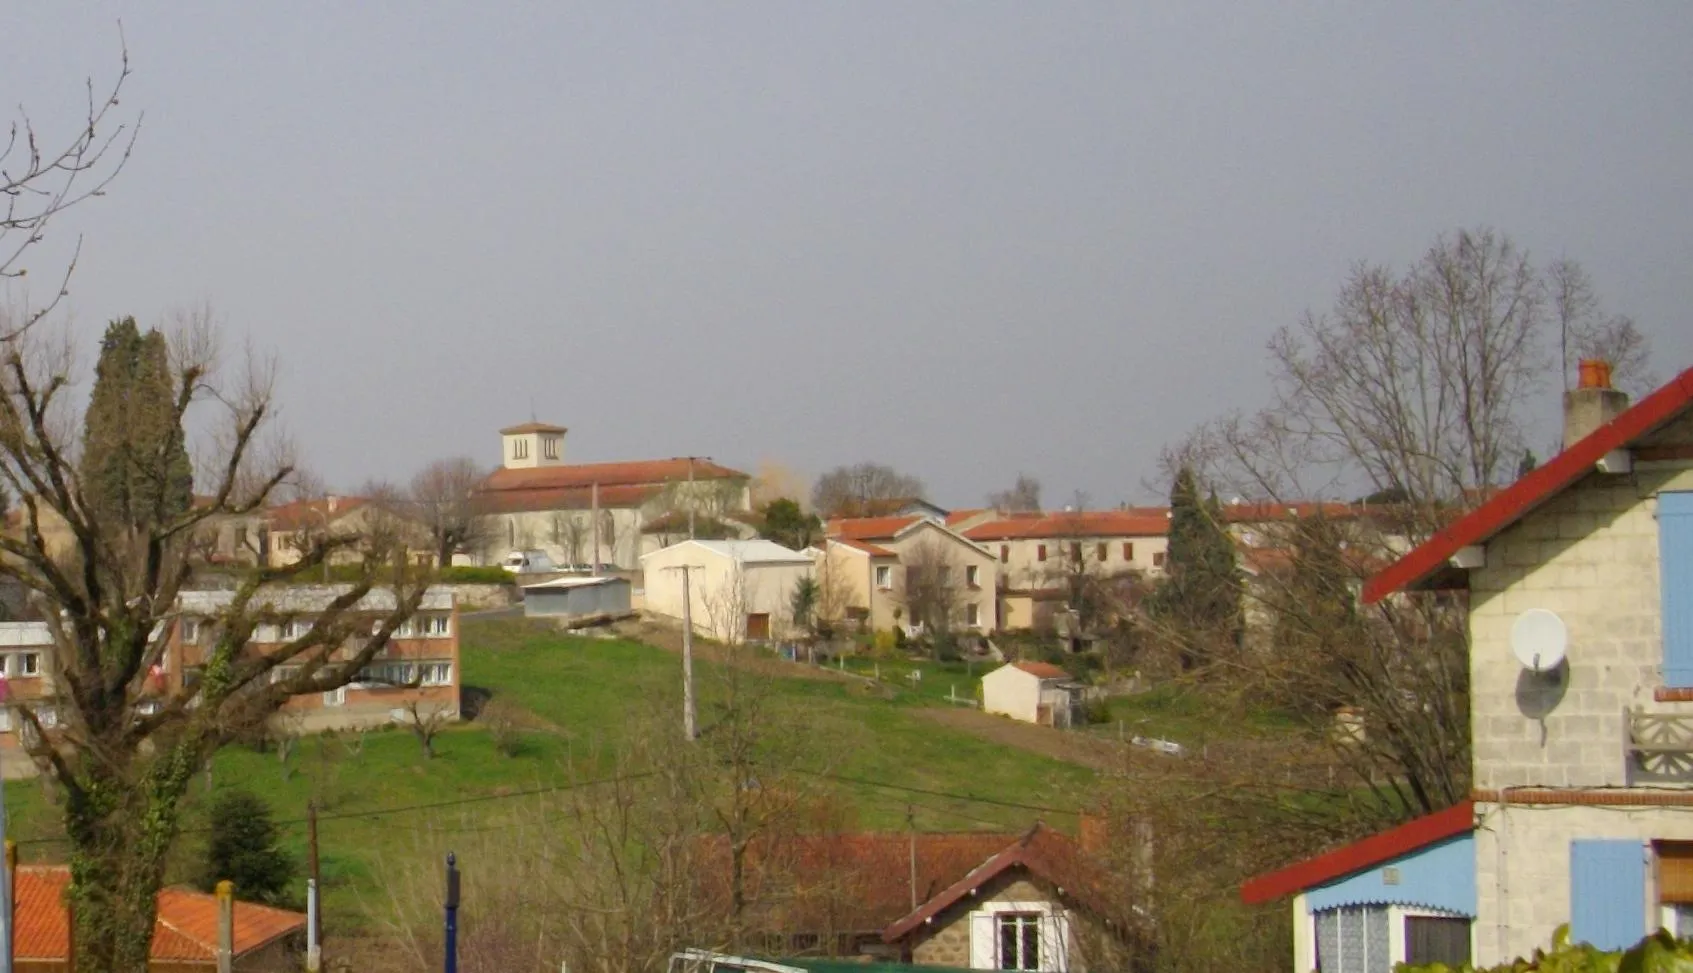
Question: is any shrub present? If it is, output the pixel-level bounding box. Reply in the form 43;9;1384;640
480;697;525;757
198;789;297;907
1401;926;1689;972
439;565;516;585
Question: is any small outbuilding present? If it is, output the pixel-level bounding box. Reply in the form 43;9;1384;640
640;539;813;643
981;661;1083;728
522;575;633;619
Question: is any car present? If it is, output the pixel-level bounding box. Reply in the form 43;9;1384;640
499;550;557;574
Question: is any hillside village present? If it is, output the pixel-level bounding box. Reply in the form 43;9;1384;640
5;10;1693;973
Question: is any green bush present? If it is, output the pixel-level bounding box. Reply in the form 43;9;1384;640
439;565;516;585
1399;926;1689;972
198;789;298;907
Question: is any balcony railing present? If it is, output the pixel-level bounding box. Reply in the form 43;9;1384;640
1628;708;1693;778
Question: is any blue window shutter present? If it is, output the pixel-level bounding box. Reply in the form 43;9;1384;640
1570;839;1646;951
1663;492;1693;688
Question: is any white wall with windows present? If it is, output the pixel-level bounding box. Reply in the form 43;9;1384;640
966;900;1070;972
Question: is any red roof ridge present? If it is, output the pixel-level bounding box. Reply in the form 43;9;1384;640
1239;800;1475;904
883;824;1095;942
1363;364;1693;603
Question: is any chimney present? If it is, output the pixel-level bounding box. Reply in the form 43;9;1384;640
1563;359;1630;448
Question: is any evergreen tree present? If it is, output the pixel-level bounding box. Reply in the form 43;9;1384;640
198;790;297;906
80;317;194;530
758;497;822;551
1152;467;1243;667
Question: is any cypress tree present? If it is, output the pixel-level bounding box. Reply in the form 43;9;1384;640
80;317;193;530
1154;467;1243;666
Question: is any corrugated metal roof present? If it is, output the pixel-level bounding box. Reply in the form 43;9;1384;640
522;575;630;590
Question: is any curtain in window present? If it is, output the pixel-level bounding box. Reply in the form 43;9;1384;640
1314;906;1390;973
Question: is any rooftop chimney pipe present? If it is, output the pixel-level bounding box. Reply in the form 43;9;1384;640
1564;359;1629;449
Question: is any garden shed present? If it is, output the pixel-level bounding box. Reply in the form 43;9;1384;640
522;575;632;618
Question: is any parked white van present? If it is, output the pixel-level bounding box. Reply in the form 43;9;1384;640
500;550;557;574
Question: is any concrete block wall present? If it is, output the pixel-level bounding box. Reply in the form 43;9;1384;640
1468;461;1693;791
1472;802;1693;965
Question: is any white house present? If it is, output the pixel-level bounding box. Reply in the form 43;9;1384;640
1242;360;1693;969
640;539;814;643
981;661;1081;728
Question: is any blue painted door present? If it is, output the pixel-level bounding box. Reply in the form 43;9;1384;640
1665;492;1693;687
1570;839;1646;950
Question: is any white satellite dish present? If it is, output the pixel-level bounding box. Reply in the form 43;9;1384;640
1511;608;1568;672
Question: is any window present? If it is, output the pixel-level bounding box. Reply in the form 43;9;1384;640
1405;916;1471;968
1663;492;1693;686
270;666;301;685
1313;906;1389;973
966;603;981;627
181;618;201;645
419;662;453;686
1069;542;1083;563
999;544;1009;563
966;565;981;589
1123;542;1134;560
18;653;39;677
512;438;529;460
1097;542;1108;562
358;662;417;687
1152;552;1166;567
423;615;451;638
183;666;204;688
283;618;313;641
542;436;559;460
997;914;1040;971
875;565;892;589
1037;545;1047;562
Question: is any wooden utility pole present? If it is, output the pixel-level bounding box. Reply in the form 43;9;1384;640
665;564;702;740
687;457;696;540
591;481;601;573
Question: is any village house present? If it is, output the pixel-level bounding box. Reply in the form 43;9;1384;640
963;511;1168;631
819;516;999;635
1242;361;1693;969
981;661;1084;728
702;822;1141;971
12;865;306;971
168;585;462;732
473;422;752;571
261;495;436;569
641;539;813;643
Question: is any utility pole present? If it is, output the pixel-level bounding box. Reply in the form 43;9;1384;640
307;801;322;970
686;458;696;540
665;564;702;740
0;703;11;973
907;805;918;913
3;840;13;973
444;852;461;973
591;481;601;574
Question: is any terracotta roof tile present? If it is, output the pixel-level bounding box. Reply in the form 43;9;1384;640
13;866;306;962
1010;661;1072;680
475;483;662;515
480;458;747;494
832;538;897;557
265;497;368;531
826;516;922;541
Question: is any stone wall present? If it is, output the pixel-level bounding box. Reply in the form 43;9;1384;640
907;870;1108;971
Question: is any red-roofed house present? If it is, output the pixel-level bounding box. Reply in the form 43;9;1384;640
964;512;1171;596
818;517;999;634
471;423;750;570
1241;361;1693;968
12;864;306;970
981;661;1083;727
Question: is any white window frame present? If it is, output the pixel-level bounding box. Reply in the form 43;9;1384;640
283;618;314;641
424;615;451;638
419;662;453;686
969;900;1068;973
966;565;980;588
18;652;40;677
874;565;892;589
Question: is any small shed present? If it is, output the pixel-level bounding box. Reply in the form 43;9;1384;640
522;575;632;618
981;661;1082;728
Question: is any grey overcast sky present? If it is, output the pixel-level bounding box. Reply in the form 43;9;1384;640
6;4;1692;508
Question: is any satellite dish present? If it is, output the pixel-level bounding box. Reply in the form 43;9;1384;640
1511;608;1568;672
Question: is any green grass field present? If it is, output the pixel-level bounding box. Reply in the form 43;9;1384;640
2;617;1099;930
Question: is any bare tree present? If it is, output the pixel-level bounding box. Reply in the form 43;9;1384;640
0;313;436;972
407;456;491;565
551;511;590;565
2;36;138;337
400;697;450;758
899;539;961;647
810;462;924;518
1549;256;1658;398
987;473;1042;513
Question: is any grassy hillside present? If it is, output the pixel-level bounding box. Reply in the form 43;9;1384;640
2;617;1098;929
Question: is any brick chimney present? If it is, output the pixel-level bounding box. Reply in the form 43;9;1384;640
1563;359;1629;448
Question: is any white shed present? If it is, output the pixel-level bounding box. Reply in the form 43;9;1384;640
981;661;1081;727
639;539;813;643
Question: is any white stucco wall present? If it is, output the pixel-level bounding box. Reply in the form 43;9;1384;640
640;542;812;642
982;665;1042;723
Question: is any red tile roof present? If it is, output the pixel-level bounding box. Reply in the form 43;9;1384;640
883;824;1108;941
964;511;1169;541
474;483;663;515
480;458;746;494
827;515;923;541
499;422;568;435
1239;801;1476;904
1363;364;1693;603
833;537;897;557
13;866;307;962
944;508;990;525
265;497;368;531
1011;661;1072;680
